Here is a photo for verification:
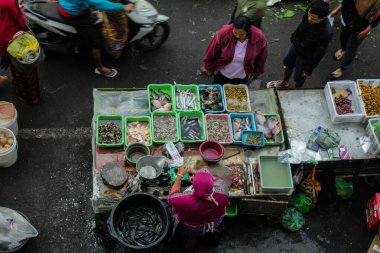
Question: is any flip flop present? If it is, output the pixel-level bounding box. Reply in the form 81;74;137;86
94;68;118;78
334;49;345;61
330;68;344;80
266;80;289;88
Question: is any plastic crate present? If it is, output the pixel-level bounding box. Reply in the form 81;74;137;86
148;84;174;113
262;113;284;146
124;116;152;147
205;113;233;145
225;199;238;217
174;84;201;111
152;111;179;144
357;79;380;124
324;81;365;124
223;84;252;113
178;111;206;143
242;130;265;147
198;84;226;113
366;118;380;155
230;113;256;144
259;156;293;193
96;114;124;148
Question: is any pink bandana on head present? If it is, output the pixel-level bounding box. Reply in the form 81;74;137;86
167;166;229;226
193;167;219;206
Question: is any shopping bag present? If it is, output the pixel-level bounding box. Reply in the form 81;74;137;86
7;31;45;72
299;165;321;203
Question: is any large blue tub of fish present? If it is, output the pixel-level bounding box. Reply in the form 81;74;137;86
107;193;171;250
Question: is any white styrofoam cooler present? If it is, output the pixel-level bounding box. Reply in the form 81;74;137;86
324;80;365;124
356;79;380;124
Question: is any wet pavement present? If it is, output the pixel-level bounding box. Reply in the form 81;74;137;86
0;0;379;252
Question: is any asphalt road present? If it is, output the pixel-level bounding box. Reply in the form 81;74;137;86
0;0;379;252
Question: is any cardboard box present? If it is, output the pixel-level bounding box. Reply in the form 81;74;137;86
368;234;380;253
366;193;380;231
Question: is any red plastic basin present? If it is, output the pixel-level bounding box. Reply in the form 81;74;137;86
199;141;224;161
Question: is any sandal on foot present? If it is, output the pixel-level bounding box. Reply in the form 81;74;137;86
266;80;289;88
330;68;344;80
334;49;345;61
94;68;118;78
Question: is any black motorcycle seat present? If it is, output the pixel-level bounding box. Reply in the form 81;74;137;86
32;2;69;24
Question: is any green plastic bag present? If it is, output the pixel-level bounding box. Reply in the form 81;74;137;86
288;193;313;214
335;178;353;200
7;32;40;63
282;208;305;232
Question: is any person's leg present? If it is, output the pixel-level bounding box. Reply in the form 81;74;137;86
0;75;8;86
230;76;248;85
340;32;362;71
331;29;362;79
293;57;308;88
70;12;117;77
213;72;231;85
334;25;350;60
339;25;350;52
267;45;296;88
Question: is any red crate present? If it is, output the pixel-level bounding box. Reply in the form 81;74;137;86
366;193;380;231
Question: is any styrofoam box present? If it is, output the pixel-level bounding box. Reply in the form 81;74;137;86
356;79;380;124
365;118;380;155
324;80;365;124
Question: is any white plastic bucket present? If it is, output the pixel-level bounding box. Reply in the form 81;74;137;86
0;101;18;135
0;127;18;168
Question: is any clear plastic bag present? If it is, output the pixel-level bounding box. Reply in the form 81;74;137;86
0;207;38;251
278;140;316;164
93;89;149;116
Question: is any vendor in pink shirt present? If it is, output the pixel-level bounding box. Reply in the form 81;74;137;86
201;16;268;85
167;165;230;251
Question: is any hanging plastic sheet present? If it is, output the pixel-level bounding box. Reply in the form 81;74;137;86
93;89;149;117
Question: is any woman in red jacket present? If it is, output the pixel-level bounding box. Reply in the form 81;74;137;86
0;0;41;104
201;16;268;85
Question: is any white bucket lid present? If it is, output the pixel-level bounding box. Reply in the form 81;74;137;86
0;101;17;126
0;127;16;155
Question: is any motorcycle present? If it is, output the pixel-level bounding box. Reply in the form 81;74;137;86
22;0;170;54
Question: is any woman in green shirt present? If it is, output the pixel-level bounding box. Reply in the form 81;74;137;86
232;0;268;28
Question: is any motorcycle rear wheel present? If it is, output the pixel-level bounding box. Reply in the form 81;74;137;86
135;21;170;51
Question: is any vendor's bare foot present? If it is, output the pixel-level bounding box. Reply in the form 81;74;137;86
0;75;8;87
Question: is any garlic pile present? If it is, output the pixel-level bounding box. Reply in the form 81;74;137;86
0;130;14;151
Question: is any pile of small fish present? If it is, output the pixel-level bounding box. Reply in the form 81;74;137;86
200;86;223;111
245;132;263;145
98;121;122;144
118;207;163;246
175;88;197;110
224;87;249;111
206;116;231;143
180;116;203;140
127;121;150;145
153;115;177;141
230;164;245;190
255;113;282;143
150;89;172;111
232;117;252;141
